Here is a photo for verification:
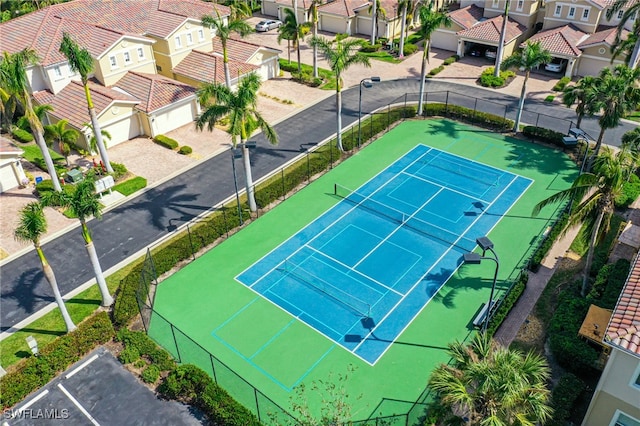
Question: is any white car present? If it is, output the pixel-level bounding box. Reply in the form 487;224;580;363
545;58;564;72
255;20;282;32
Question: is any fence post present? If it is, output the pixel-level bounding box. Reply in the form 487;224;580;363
171;324;182;363
187;225;195;261
254;389;261;422
473;98;478;121
307;151;310;182
223;208;229;238
535;113;540;128
387;104;390;131
210;354;218;383
445;91;449;116
281;169;286;200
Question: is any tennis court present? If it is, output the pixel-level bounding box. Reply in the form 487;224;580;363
237;145;531;364
149;119;577;420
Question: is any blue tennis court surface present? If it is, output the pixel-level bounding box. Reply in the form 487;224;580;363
237;145;532;364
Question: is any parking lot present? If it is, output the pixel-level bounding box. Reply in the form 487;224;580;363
2;347;204;425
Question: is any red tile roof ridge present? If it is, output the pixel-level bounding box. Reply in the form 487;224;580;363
228;37;282;53
605;251;640;357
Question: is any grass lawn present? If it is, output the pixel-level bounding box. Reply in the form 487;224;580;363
361;50;401;64
627;110;640;123
113;176;147;196
278;59;336;90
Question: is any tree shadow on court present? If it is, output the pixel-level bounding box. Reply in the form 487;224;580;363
424;119;461;139
504;139;578;183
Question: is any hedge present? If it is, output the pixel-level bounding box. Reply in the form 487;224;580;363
0;312;114;409
552;76;571;92
616;173;640;208
479;67;515;88
153;134;179;150
360;43;382;53
443;55;459;65
486;271;527;336
547;373;585;426
402;43;417;56
522;126;566;147
428;65;444;76
422;103;514;132
158;365;260;426
178;145;193;155
12;128;33;143
588;258;630;309
529;212;569;272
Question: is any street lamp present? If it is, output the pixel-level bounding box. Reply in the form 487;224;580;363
230;147;244;225
463;236;499;333
358;77;381;148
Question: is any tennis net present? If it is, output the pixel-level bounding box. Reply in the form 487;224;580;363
334;184;476;251
280;258;371;318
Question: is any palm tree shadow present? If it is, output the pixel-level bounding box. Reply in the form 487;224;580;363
425;119;461;139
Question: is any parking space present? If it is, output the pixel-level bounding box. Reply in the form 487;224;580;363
3;347;204;425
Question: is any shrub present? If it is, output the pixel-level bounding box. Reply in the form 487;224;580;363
0;312;114;409
588;258;630;308
616;173;640;208
443;56;458;65
486;271;527;336
116;329;157;356
552;76;571;92
142;364;161;384
110;162;128;180
548;373;585;426
118;346;140;364
148;347;175;371
158;364;210;401
428;65;444;76
178;145;193;155
12;128;33;143
522;126;566;147
479;67;515;88
421;103;514;132
544;95;555;102
360;42;381;53
34;179;76;197
153;134;179;150
402;43;417;56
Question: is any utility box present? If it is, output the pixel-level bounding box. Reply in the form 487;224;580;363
64;169;84;184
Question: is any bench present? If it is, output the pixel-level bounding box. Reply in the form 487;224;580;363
472;300;496;328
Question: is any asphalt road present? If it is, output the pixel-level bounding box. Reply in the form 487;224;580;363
1;78;636;331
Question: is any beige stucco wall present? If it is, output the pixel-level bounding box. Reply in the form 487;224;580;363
483;0;540;29
172;73;203;89
95;41;156;86
543;1;602;33
151;22;213;78
583;349;640;426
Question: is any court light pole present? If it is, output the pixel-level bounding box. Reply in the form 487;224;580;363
358;77;381;148
463;236;499;334
230;147;244;225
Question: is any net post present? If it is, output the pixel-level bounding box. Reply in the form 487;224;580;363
334;183;337;195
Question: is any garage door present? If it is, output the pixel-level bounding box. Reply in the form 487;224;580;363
431;30;458;52
0;163;17;193
320;15;346;34
577;57;610;77
155;101;195;135
357;16;372;36
103;114;141;148
262;1;279;18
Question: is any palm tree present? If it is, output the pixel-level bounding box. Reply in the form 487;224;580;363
606;0;640;68
622;127;640;152
501;41;552;132
225;0;252;20
40;177;114;306
16;103;53;131
310;0;321;78
310;36;371;152
201;12;253;89
562;75;596;129
585;65;640;163
397;0;415;58
0;49;62;192
428;333;553;425
416;4;452;116
44;119;78;166
59;33;113;174
14;202;76;332
86;126;112;155
368;0;388;45
534;147;638;296
196;73;278;212
277;8;311;75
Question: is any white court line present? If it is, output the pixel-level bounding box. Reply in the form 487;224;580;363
57;384;100;426
65;354;99;379
12;390;49;418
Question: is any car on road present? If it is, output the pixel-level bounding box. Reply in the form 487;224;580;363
255;20;282;32
544;58;565;73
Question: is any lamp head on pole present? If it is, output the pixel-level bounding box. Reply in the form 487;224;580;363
463;252;483;264
476;236;494;251
362;81;373;89
231;148;243;159
370;76;381;82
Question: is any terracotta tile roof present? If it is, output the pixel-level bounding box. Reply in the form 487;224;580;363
112;72;196;113
272;0;316;9
0;0;228;62
605;253;640;357
319;0;369;17
0;137;23;155
578;25;630;48
457;15;527;44
525;24;587;57
212;37;281;63
448;4;484;30
172;50;258;85
32;80;138;128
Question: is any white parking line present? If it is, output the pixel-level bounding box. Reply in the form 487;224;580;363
12;390;49;418
57;384;100;426
65;354;99;379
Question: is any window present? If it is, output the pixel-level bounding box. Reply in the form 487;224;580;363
174;35;182;48
53;65;62;78
516;0;524;11
186;32;193;45
109;55;117;68
198;29;204;41
492;0;499;8
554;5;562;16
137;47;145;59
618;10;624;20
156;64;162;72
612;411;640;426
632;11;637;21
123;51;131;64
582;9;590;20
635;372;640;387
568;7;576;18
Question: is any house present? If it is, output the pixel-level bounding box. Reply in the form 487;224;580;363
582;253;640;426
0;137;27;193
0;0;280;152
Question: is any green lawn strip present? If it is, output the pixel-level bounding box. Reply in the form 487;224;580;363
627;111;640;123
20;144;65;164
278;58;336;90
113;176;147;196
0;255;144;368
151;119;576;420
360;51;401;64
